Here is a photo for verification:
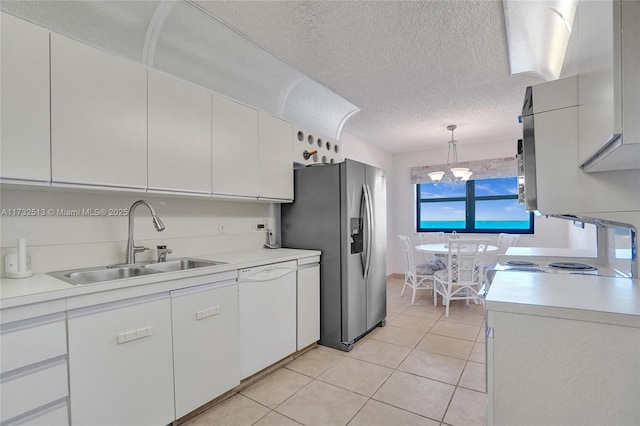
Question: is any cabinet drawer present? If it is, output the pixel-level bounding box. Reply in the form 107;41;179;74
1;314;66;373
1;361;68;422
20;400;69;426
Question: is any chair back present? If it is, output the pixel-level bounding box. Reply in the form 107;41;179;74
418;232;445;245
497;233;519;254
441;239;489;286
397;235;416;275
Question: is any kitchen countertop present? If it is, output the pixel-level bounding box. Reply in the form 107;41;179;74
486;271;640;328
0;248;320;309
501;247;597;259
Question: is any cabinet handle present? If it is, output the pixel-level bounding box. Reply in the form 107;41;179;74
117;326;152;344
486;327;494;338
196;306;220;320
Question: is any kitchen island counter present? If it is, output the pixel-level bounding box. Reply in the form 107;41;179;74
486;271;640;327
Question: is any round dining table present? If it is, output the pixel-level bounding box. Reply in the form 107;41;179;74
416;243;499;254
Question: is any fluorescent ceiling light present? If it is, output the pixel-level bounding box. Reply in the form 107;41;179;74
503;0;578;80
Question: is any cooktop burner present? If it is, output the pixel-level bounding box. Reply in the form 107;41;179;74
506;267;547;273
506;260;537;266
547;262;597;271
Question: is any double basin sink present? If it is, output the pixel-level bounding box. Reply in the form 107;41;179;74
49;258;226;285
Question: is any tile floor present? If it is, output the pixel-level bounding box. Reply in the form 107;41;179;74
184;277;487;426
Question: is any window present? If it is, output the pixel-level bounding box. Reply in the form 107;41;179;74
416;177;533;234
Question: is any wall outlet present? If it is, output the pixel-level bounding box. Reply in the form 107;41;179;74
254;221;266;232
218;219;225;234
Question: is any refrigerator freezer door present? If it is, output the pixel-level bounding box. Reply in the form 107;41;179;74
365;164;387;331
341;160;368;345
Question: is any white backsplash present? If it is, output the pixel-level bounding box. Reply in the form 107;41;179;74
0;187;279;274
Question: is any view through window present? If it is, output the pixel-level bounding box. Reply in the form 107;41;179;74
416;177;534;233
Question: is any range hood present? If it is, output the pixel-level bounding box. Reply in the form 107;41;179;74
0;0;360;140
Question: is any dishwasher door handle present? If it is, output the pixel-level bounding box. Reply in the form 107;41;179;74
240;267;296;282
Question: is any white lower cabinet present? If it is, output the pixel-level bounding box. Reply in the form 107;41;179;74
487;310;640;425
171;281;240;419
297;259;320;350
0;311;68;426
67;293;174;426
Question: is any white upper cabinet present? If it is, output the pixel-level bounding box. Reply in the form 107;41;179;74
50;34;147;188
211;93;259;197
259;112;293;200
148;70;212;194
576;0;640;172
0;13;50;183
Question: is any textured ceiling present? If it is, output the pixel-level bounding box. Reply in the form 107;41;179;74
193;0;546;153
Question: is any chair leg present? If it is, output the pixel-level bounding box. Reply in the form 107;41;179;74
401;276;407;297
445;297;450;318
411;284;417;305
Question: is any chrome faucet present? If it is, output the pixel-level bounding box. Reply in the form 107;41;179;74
156;245;172;263
126;200;165;264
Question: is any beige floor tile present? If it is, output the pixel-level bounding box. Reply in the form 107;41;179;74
370;325;425;348
316;344;348;357
240;368;312;409
443;387;487;426
387;300;409;314
253;411;302;426
275;380;367;426
402;304;445;320
347;339;411;369
388;314;436;332
437;307;485;327
415;334;474;360
476;326;486;343
398;350;466;385
183;394;269;426
458;361;486;393
348;399;440;426
468;341;486;364
385;311;400;323
429;321;480;341
285;347;343;378
372;370;455;422
318;357;393;397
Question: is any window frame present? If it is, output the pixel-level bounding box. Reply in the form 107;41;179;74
416;178;534;234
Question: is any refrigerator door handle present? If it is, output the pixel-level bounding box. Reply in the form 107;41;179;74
363;184;374;280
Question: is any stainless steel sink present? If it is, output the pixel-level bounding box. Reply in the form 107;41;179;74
48;257;226;285
143;258;225;273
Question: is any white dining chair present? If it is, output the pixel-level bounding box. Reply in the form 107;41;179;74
433;239;489;317
417;232;445;263
497;233;519;254
398;235;445;305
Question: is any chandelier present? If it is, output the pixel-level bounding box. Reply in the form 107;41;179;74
427;124;472;185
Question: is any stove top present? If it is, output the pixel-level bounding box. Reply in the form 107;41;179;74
547;262;598;271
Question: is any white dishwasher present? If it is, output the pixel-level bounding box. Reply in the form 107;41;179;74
238;260;297;379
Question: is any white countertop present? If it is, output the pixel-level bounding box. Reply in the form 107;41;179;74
0;248;320;309
503;247;597;258
486;271;640;328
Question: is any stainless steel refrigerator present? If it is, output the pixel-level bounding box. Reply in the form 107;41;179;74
281;159;387;351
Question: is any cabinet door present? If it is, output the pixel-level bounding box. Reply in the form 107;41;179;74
67;294;174;426
211;93;259;197
148;70;212;193
0;12;50;182
50;34;147;188
297;265;320;350
171;282;239;418
488;310;640;425
576;0;618;163
259;112;293;200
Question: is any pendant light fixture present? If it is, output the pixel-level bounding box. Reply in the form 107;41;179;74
428;124;472;185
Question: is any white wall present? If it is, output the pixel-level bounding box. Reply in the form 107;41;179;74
341;132;395;275
390;139;582;274
0;187;275;275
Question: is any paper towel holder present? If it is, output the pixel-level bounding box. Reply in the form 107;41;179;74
4;253;34;278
